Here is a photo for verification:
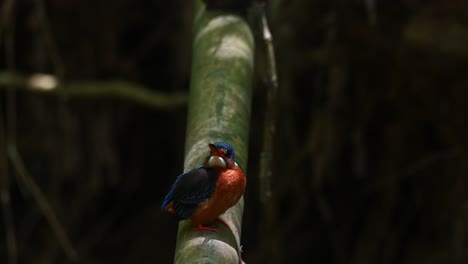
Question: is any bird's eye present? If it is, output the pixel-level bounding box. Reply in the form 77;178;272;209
221;149;227;154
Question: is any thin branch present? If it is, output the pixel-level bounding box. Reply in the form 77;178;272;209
0;72;188;109
7;145;78;261
254;5;282;263
257;2;278;203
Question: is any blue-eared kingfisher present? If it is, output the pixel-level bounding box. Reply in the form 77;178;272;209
161;142;246;232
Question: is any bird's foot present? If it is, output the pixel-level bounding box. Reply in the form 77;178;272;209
192;224;219;233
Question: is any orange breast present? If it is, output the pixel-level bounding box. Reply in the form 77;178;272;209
190;167;246;226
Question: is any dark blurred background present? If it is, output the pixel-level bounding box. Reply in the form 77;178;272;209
1;0;468;263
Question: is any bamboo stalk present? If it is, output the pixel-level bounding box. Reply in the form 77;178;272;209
173;1;254;263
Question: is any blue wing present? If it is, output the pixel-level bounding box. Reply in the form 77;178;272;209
161;165;218;219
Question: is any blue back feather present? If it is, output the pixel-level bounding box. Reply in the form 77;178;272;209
161;165;218;219
161;142;235;219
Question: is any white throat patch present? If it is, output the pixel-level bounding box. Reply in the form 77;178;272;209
207;156;227;168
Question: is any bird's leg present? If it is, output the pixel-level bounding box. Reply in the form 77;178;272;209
215;217;231;230
192;219;231;232
192;224;219;233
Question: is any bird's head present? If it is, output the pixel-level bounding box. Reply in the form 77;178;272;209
205;142;237;169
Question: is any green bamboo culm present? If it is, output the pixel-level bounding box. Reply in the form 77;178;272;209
174;1;254;263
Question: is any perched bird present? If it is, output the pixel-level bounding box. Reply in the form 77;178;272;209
161;142;246;232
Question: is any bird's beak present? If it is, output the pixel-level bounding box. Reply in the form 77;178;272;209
207;144;227;168
208;143;223;157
